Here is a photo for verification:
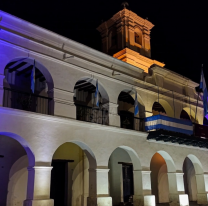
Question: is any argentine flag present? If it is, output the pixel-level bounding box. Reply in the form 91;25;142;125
199;69;208;116
134;92;139;116
31;60;35;93
95;79;99;107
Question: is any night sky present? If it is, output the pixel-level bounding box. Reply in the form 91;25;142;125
1;0;208;83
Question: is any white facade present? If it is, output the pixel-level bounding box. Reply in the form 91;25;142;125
0;9;207;206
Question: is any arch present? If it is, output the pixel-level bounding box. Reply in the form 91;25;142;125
150;151;176;204
68;140;97;169
73;76;109;125
118;146;142;170
117;89;145;106
181;107;199;123
108;146;142;205
153;99;174;117
157;150;176;172
74;76;109;105
50;141;97;206
0;132;35;167
117;89;145;130
4;57;54;92
3;57;54;115
186;154;203;175
183;155;204;202
0;132;35;205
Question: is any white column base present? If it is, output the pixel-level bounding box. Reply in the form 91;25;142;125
24;199;54;206
179;194;189;206
144;195;155;206
87;197;112;206
97;197;112;206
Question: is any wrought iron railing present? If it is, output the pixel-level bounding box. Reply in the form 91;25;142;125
120;113;144;131
3;87;52;115
76;104;109;125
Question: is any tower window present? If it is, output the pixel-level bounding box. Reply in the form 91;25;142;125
135;33;140;44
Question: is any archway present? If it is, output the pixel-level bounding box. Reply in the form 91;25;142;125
117;90;145;131
74;77;109;125
152;100;174;117
108;146;142;205
183;155;204;203
150;151;176;204
0;132;35;206
50;141;96;206
3;57;54;115
180;107;198;123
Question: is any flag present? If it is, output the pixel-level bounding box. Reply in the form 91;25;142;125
95;79;99;107
134;92;139;116
31;60;35;93
199;69;208;116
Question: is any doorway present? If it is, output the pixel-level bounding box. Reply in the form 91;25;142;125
122;164;134;203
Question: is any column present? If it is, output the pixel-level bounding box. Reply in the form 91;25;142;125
107;102;120;127
167;172;189;206
0;74;4;106
133;170;155;206
196;173;208;204
24;166;54;206
53;88;76;118
88;168;112;206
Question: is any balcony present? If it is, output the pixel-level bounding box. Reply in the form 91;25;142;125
3;87;52;115
145;114;208;148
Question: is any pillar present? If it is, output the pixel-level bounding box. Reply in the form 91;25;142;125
53;88;76;118
167;172;189;206
195;173;208;204
24;166;54;206
88;168;112;206
133;170;155;206
0;74;4;106
107;102;120;127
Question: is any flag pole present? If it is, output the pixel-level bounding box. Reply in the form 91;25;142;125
195;64;203;123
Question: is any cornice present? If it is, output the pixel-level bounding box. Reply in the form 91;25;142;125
0;10;144;77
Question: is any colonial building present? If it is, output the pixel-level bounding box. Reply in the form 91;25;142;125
0;7;208;206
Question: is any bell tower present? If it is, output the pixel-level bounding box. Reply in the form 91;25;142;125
97;5;165;73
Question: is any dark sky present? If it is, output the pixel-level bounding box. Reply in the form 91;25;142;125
1;0;208;83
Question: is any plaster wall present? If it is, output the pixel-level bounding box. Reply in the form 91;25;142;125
7;155;28;206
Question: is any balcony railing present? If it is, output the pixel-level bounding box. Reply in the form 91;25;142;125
76;104;109;125
3;87;52;115
145;114;193;135
120;113;145;131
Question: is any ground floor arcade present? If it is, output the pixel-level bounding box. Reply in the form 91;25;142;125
1;107;208;206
